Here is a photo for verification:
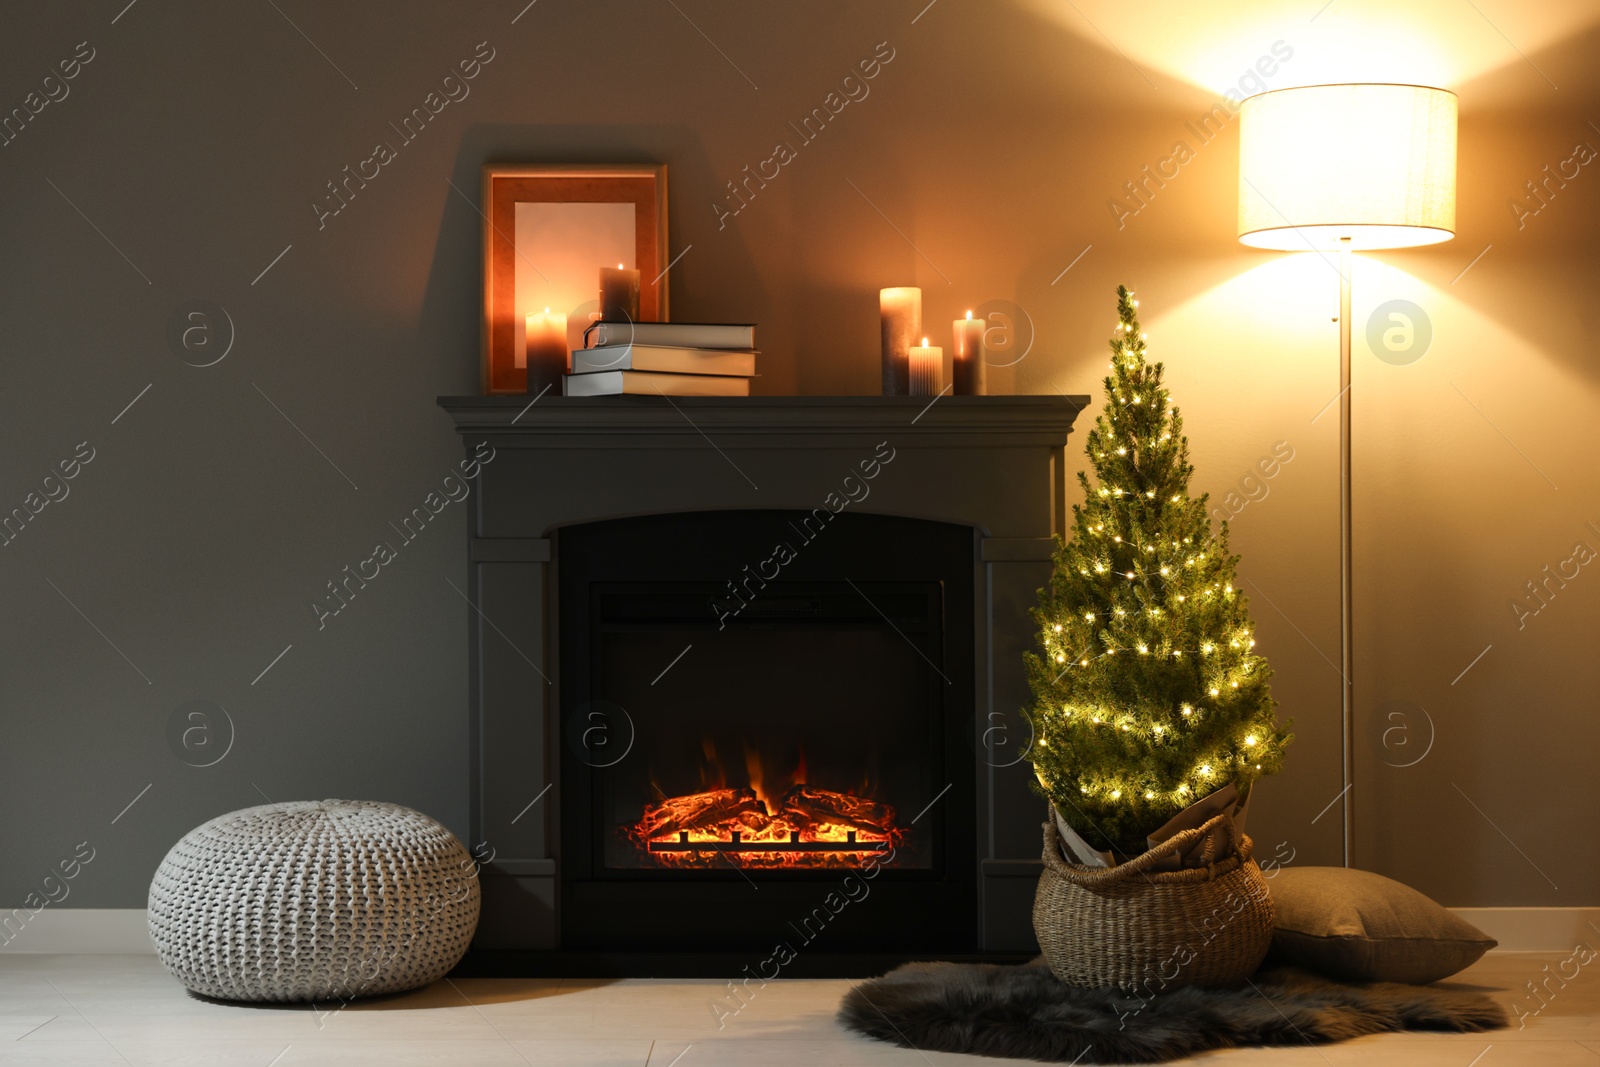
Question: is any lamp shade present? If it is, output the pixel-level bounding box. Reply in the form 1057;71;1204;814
1238;83;1457;251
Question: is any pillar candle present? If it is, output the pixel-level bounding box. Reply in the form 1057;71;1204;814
879;287;921;396
525;307;568;393
952;310;986;396
599;264;641;323
908;337;943;397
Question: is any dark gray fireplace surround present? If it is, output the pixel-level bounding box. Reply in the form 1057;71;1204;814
438;395;1087;976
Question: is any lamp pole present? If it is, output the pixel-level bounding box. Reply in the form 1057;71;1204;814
1338;237;1353;870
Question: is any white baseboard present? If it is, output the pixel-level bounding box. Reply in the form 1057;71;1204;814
1452;908;1600;953
0;909;152;954
3;906;1596;956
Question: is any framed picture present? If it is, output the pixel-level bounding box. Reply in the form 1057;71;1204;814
481;163;668;394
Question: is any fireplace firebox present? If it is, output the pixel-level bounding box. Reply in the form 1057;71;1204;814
560;510;975;953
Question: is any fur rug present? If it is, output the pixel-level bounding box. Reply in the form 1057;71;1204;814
838;960;1505;1064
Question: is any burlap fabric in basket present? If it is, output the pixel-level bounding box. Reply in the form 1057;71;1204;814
148;800;480;1002
1033;811;1273;990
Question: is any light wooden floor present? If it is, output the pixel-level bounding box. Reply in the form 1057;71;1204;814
0;952;1593;1065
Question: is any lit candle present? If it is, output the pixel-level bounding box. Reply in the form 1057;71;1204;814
599;263;641;323
952;310;986;396
524;307;568;393
879;287;921;396
908;336;943;397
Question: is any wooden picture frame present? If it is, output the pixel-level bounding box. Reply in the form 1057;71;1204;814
481;163;668;395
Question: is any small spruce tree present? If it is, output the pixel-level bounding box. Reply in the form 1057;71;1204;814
1025;285;1291;856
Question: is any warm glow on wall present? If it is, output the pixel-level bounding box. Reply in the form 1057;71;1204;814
1017;0;1600;100
1238;84;1457;251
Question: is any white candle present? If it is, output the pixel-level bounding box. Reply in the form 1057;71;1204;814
525;307;568;393
908;336;943;397
879;287;921;396
952;310;986;396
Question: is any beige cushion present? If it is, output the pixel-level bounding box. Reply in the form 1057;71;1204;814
1269;867;1496;984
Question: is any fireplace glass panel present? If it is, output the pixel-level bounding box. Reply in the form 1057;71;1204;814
591;582;943;873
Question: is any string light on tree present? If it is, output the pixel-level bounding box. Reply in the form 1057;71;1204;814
1022;285;1292;855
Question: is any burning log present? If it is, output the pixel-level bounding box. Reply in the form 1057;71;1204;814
632;788;769;841
778;785;898;837
736;809;771;832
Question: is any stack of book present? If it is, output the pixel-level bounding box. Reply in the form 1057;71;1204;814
563;321;757;396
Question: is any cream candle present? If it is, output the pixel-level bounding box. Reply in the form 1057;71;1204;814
525;307;568;393
908;336;943;397
952;310;986;396
599;264;641;323
879;287;921;396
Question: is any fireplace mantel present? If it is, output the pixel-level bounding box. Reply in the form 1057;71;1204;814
438;393;1088;973
439;395;1083;454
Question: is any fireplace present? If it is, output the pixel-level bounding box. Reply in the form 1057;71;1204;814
559;510;975;952
437;395;1086;974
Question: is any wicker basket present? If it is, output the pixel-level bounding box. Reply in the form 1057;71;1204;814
1032;811;1273;991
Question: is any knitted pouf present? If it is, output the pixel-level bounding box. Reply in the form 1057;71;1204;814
148;800;480;1002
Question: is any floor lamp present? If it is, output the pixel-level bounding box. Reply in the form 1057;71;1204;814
1235;83;1458;867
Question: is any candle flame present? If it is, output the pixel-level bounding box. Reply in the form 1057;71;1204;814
617;263;624;269
544;307;550;314
966;310;973;319
921;337;929;347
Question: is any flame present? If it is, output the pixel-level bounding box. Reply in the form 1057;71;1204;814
743;743;769;810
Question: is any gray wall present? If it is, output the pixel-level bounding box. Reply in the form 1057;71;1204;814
2;1;1595;913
